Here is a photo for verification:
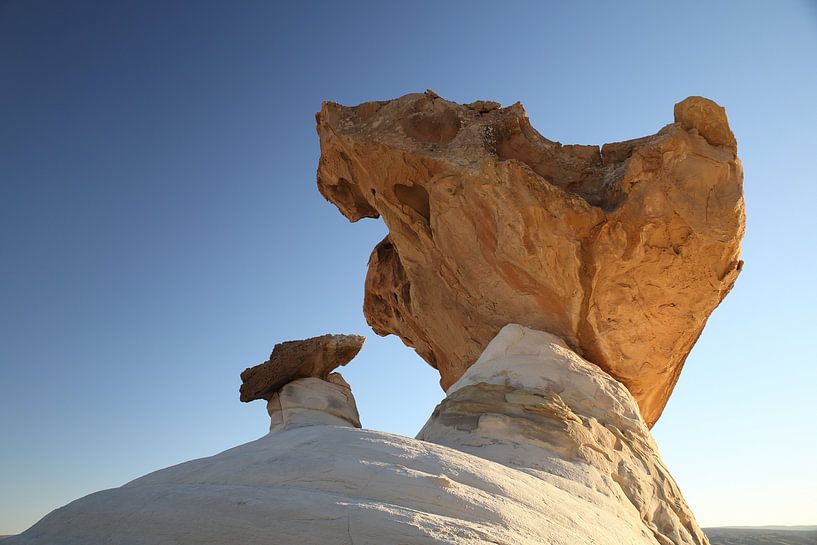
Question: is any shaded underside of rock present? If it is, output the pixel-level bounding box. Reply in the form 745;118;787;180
239;333;364;402
316;91;744;426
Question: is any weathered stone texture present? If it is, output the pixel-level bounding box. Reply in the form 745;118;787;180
317;91;744;425
240;333;364;402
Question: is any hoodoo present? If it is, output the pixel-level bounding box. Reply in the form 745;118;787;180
7;93;743;545
316;91;744;426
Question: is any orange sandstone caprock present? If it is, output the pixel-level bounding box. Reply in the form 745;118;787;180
316;91;744;427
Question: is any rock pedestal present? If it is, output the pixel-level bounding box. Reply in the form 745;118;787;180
418;324;708;545
267;373;361;431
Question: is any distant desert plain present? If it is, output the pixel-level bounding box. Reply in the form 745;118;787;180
3;526;817;543
705;526;817;545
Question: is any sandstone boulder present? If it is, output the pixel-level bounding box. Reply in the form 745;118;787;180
317;91;744;425
239;333;364;402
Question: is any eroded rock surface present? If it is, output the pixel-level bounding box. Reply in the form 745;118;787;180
317;92;744;425
418;324;708;545
267;373;361;431
8;325;706;545
239;333;364;402
8;430;664;545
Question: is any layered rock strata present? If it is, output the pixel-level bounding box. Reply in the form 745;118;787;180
317;91;745;426
8;325;707;545
267;373;361;431
418;324;707;545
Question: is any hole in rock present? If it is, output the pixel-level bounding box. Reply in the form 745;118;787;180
394;183;431;224
324;178;379;220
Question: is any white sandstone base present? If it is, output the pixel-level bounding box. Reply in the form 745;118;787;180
7;325;707;545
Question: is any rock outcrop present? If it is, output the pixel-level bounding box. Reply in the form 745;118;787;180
267;374;361;431
239;333;364;402
6;325;708;545
418;324;708;545
6;93;739;545
317;92;745;426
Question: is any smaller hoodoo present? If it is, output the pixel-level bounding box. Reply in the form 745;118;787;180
239;333;365;430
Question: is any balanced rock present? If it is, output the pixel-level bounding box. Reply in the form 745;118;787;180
317;91;744;425
239;333;365;402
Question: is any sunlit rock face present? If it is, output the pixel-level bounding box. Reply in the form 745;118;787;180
317;92;744;426
8;327;706;545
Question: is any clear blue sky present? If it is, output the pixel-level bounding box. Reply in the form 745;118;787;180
1;1;815;535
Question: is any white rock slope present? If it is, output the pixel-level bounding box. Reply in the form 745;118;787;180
7;326;707;545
